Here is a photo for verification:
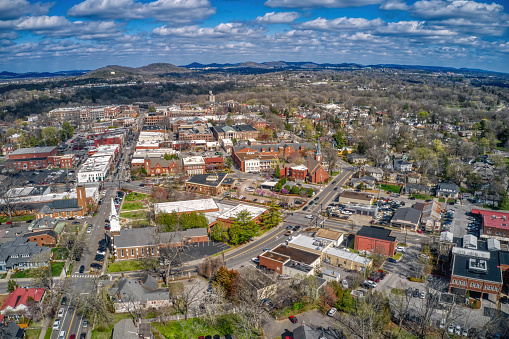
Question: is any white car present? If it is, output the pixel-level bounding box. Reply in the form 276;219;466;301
327;307;337;317
305;214;313;219
447;324;454;333
454;325;461;335
396;246;406;252
86;225;92;234
77;216;84;219
439;318;446;329
58;308;64;317
53;319;61;330
252;257;259;263
97;250;106;255
58;331;66;339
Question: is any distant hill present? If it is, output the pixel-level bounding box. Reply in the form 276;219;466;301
84;63;189;78
0;70;89;80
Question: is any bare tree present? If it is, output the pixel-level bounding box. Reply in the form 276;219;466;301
76;286;112;327
170;279;204;320
322;145;340;175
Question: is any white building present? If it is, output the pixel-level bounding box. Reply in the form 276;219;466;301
77;144;118;184
182;156;206;175
244;158;260;173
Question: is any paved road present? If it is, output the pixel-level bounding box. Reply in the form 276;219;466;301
304;170;355;215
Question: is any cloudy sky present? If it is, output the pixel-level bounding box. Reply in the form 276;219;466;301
0;0;508;73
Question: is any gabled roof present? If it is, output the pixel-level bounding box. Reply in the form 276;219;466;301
49;199;79;210
1;287;45;311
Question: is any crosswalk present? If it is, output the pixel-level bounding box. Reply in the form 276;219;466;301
70;274;99;278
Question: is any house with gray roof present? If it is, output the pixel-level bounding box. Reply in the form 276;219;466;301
436;182;460;199
0;237;50;272
110;274;171;312
390;207;422;231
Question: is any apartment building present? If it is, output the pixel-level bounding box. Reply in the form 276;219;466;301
182;156;206;175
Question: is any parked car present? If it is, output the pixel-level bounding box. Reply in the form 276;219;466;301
454;325;461;335
387;258;397;263
252;257;259;263
82;320;88;328
289;315;298;324
327;307;337;317
58;308;64;317
79;265;85;273
405;288;412;297
439;318;446;329
447;324;454;333
80;333;86;339
58;331;66;339
53;319;61;330
413;289;420;298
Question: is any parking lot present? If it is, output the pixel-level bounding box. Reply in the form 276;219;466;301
5;168;75;187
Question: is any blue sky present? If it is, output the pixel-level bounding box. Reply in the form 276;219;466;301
0;0;508;73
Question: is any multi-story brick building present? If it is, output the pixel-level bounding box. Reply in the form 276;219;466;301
448;235;507;304
182;156;206;175
472;208;509;241
6;146;58;171
354;226;397;257
211;125;258;141
23;230;57;247
184;173;229;196
140;155;179;176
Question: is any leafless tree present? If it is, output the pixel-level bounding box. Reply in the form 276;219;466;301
171;279;204;320
198;256;224;279
76;286;112;327
323;145;340;175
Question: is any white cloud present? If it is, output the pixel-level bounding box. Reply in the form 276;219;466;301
380;0;409;10
264;0;382;8
68;0;216;24
13;16;123;40
410;0;505;21
255;11;300;24
298;17;384;31
153;22;260;38
377;21;457;36
0;0;52;20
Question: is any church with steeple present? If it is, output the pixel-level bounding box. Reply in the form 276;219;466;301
279;140;330;184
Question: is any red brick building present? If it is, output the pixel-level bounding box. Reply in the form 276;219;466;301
143;155;179;176
472;208;509;241
24;230;58;247
354;226;397;257
279;142;329;184
6;146;58;171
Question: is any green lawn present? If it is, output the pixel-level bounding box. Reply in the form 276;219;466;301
12;270;30;278
68;263;74;276
0;215;34;222
121;201;145;211
44;328;52;339
51;247;69;260
409;194;433;200
125;192;150;202
380;184;401;193
107;259;145;273
153;314;259;339
0;273;7;279
393;252;403;260
119;211;146;219
25;328;42;339
51;262;65;277
91;313;131;339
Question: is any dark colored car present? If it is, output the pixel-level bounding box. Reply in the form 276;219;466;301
61;296;67;305
225;335;232;339
213;335;220;339
69;335;75;339
104;224;111;230
387;258;397;263
25;219;33;223
79;265;85;273
90;263;102;270
80;333;86;339
500;296;508;304
413;289;420;298
98;239;107;247
95;254;105;261
406;288;412;297
289;315;298;324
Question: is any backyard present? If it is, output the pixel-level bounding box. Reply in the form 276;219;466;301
91;313;131;339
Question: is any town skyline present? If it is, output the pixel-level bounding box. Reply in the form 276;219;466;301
0;0;508;73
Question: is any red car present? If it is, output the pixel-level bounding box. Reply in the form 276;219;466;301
6;221;11;225
289;316;298;324
70;335;76;339
417;229;423;234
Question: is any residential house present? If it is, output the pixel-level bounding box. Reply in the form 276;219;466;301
362;165;383;181
436;183;460;199
393;159;412;172
354;226;397;257
293;325;346;339
112;320;152;339
0;237;51;272
237;265;277;300
347;153;368;164
110;274;170;312
350;176;376;190
0;322;24;339
413;199;442;232
0;287;45;322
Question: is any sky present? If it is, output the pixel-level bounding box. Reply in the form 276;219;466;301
0;0;508;73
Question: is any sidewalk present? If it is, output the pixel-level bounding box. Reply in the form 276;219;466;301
38;318;51;339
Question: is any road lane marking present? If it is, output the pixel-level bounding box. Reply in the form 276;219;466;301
65;295;80;339
310;171;353;213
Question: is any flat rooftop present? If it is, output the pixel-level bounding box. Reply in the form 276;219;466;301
472;208;509;232
154;198;219;215
339;191;373;202
272;244;320;265
260;251;290;263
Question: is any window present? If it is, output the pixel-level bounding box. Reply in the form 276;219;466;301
121;250;124;257
141;248;144;255
131;249;134;256
151;248;154;255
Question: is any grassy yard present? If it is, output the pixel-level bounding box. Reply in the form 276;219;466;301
51;262;65;277
380;184;401;193
51;247;69;260
409;194;433;200
107;259;145;273
393;252;403;260
12;270;31;278
0;215;34;222
119;211;146;219
25;328;42;339
121;201;145;211
91;313;131;339
153;314;259;339
125;192;150;201
44;328;52;339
